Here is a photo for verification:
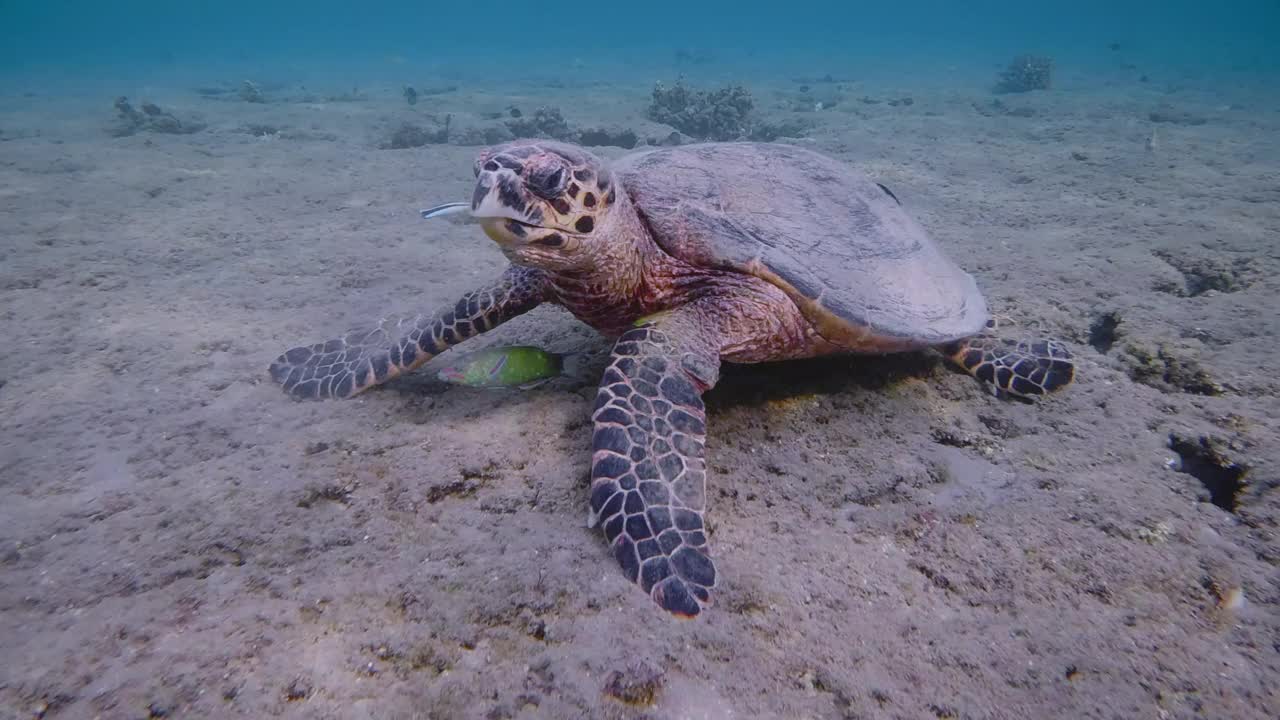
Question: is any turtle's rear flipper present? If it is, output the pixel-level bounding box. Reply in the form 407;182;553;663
268;266;547;400
943;336;1074;399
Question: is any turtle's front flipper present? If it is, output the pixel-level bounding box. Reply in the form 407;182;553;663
943;335;1075;398
269;265;548;400
589;311;721;618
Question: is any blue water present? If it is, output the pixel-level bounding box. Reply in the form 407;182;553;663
3;1;1277;84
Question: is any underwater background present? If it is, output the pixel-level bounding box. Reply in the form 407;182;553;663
4;1;1279;82
2;1;1278;719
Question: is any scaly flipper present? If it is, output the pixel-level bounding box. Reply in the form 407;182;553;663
588;310;722;618
943;335;1075;398
268;266;548;400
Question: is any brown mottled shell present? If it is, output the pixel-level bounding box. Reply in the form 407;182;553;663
613;143;989;350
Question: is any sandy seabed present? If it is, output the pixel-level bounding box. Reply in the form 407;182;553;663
1;64;1278;719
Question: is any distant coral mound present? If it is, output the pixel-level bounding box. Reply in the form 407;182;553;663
994;55;1053;94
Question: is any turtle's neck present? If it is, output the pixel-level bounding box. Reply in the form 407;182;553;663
544;190;706;336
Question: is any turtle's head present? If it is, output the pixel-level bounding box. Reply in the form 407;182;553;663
469;141;617;270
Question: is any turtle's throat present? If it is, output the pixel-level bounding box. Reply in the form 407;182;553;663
543;194;673;334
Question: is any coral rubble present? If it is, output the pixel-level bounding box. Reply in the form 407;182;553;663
646;80;754;141
111;97;204;137
994;55;1053;94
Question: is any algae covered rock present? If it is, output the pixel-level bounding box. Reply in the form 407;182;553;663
448;119;514;146
575;125;639;149
505;106;573;141
646;80;755;141
994;54;1053;93
381;115;451;149
500;107;640;148
747;117;812;141
239;80;265;103
1121;341;1223;396
111;97;204;137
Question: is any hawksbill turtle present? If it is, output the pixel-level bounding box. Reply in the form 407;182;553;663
269;141;1074;617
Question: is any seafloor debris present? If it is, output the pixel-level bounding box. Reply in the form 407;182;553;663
1152;249;1258;297
646;79;754;141
417;84;457;97
1167;433;1248;512
602;661;664;706
283;676;312;701
240;123;279;137
576;125;639;148
789;86;842;112
447;120;514;146
994;54;1053;93
496;106;641;148
792;73;840;85
296;87;367;103
403;86;418;106
193;85;233;97
239;80;265;103
649;130;692;146
505;106;573;141
972;99;1036;118
746;116;811;141
1087;311;1122;353
382;115;451;149
1121;341;1223;396
111;97;204;137
1148;105;1207;126
647;79;809;141
858;95;918;110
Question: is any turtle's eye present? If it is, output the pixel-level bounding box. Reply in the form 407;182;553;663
528;166;567;200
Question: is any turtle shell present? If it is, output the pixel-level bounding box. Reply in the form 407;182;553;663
613;143;989;350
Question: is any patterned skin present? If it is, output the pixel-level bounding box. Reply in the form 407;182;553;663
270;265;547;400
268;140;1074;617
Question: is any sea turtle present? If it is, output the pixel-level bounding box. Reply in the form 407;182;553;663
269;141;1074;617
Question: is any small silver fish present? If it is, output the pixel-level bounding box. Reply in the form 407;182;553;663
419;202;470;220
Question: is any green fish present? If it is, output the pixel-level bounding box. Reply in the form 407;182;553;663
436;345;574;389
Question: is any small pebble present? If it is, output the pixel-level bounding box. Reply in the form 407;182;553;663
603;660;664;706
285;677;311;701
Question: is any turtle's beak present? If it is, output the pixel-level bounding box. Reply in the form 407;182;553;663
469;168;551;248
471;169;544;226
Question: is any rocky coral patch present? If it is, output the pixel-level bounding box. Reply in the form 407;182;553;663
1167;433;1248;512
111;97;204;137
994;54;1052;94
646;79;808;142
381;115;452;148
1152;250;1259;297
1121;341;1224;396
